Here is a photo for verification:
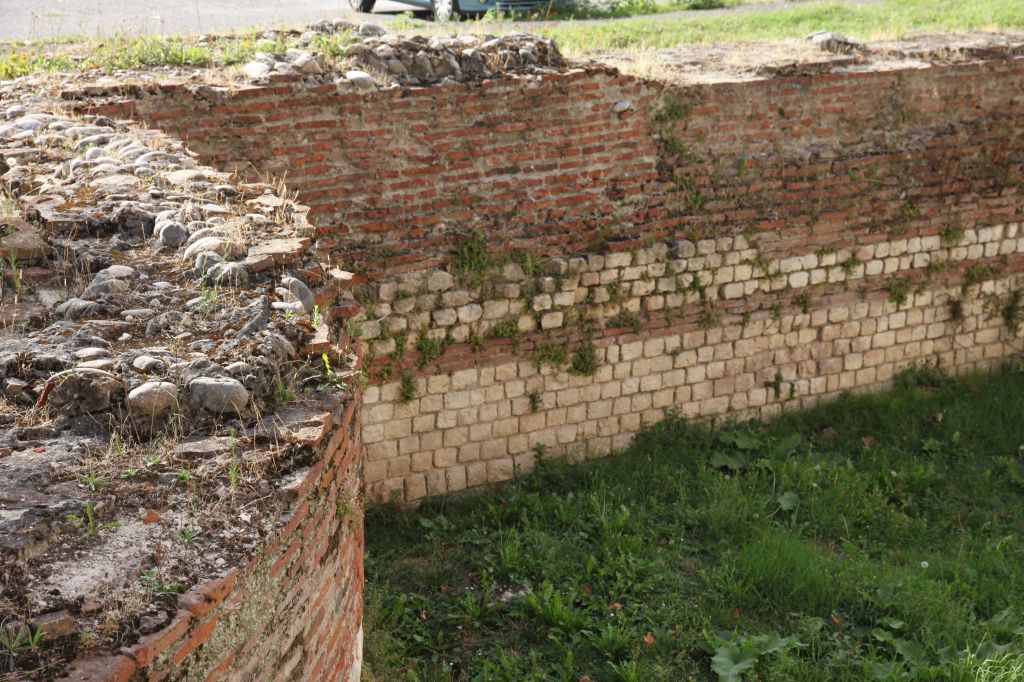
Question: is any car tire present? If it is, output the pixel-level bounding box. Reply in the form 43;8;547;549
349;0;376;12
432;0;460;22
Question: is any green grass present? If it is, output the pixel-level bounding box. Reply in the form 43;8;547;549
538;0;1024;52
364;361;1024;681
0;32;353;79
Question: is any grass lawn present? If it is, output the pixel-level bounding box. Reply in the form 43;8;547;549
363;363;1024;681
539;0;1024;52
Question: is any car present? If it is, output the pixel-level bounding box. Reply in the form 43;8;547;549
349;0;545;22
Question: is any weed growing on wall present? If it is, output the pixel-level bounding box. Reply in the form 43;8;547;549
569;340;600;376
607;310;643;333
964;263;1002;291
886;276;914;306
941;219;966;246
414;331;445;370
533;342;569;370
398;374;418;403
982;286;1024;334
453;230;490;286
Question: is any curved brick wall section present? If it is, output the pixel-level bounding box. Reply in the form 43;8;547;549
63;396;365;681
79;47;1024;503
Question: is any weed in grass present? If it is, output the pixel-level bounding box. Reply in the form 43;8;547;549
67;500;120;535
538;0;1024;54
228;428;240;490
140;568;184;597
179;528;201;545
274;377;297;404
0;622;41;673
79;471;107;492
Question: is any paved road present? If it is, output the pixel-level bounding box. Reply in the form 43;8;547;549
0;0;420;41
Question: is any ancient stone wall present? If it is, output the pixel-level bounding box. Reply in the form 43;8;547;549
83;50;1024;503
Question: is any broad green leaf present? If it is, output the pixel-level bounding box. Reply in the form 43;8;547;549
878;617;906;630
748;632;802;654
771;433;802;458
983;608;1024;636
732;431;763;451
776;491;800;511
864;661;902;680
711;642;758;682
711;451;749;471
975;641;1011;660
872;628;924;665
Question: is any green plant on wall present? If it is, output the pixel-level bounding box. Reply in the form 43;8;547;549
941;218;966;246
607;310;643;334
654;93;691;123
963;263;1001;291
673;173;705;212
569;340;600;376
490;318;521;350
795;291;813;314
982;287;1024;334
886;276;914;306
453;230;490;288
699;301;722;330
414;331;445;370
399;374;418;403
533;342;568;371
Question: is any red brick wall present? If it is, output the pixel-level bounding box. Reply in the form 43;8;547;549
62;395;365;682
82;60;1023;276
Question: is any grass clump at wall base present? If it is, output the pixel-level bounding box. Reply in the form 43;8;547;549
363;362;1024;681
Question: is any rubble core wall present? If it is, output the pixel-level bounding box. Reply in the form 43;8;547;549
64;396;365;681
